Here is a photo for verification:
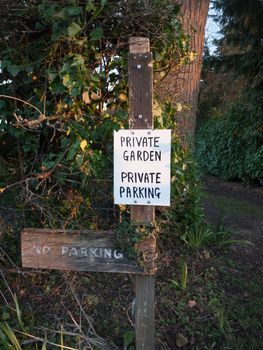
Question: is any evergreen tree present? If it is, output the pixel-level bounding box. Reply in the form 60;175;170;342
214;0;263;100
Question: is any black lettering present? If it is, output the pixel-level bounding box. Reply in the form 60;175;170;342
156;173;161;183
155;187;161;198
126;137;132;147
137;150;142;161
121;172;127;182
143;151;149;161
148;137;153;147
130;151;135;161
120;136;125;147
138;172;144;182
142;137;147;147
133;187;139;198
155;151;161;161
120;187;125;198
149;172;154;183
154;137;160;147
147;187;154;198
127;187;131;197
127;172;133;182
123;150;128;161
144;173;149;182
136;137;142;147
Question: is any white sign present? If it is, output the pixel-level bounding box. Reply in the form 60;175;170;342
114;129;171;206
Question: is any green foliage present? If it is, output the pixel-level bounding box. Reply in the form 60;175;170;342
213;0;263;100
196;102;263;185
170;259;188;291
157;108;205;241
0;0;189;230
123;330;135;349
182;222;237;249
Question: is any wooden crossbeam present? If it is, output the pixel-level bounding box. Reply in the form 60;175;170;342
21;228;148;274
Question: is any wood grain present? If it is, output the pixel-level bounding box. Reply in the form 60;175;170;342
21;228;144;274
135;275;155;350
128;37;155;224
129;37;155;350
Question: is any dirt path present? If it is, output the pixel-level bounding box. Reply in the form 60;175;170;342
203;175;263;271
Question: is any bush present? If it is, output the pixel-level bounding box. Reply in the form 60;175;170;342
0;0;190;230
195;102;263;185
156;105;205;241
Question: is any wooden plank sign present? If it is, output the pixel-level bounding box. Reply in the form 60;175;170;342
114;129;171;206
21;228;145;274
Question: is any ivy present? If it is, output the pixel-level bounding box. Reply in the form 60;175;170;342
0;0;202;247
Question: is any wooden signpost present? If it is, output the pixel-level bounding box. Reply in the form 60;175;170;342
21;37;171;350
21;228;144;274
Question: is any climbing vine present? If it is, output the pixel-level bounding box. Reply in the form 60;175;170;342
0;1;203;262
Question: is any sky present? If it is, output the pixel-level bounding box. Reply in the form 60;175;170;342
205;5;222;54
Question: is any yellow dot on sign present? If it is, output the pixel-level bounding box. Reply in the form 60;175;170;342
80;140;88;151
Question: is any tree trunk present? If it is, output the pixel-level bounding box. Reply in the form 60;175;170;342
158;0;210;141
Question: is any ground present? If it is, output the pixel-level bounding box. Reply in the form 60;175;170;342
0;176;262;349
203;175;263;272
155;176;263;350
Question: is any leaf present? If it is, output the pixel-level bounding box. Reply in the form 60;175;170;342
90;90;101;100
67;6;82;16
0;327;10;349
101;0;108;8
62;74;71;87
54;9;66;19
123;331;134;346
41;336;47;350
80;140;88;151
0;100;6;109
72;54;85;66
176;332;188;348
67;140;80;161
48;72;57;82
89;27;103;41
68;22;82;38
82;91;90;104
14;294;25;331
86;0;96;12
118;93;127;102
0;188;5;194
86;294;99;306
7;65;21;77
0;322;22;350
2;313;10;321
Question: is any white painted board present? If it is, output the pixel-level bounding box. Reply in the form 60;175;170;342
114;129;171;206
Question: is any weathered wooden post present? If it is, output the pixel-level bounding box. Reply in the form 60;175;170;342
128;37;155;350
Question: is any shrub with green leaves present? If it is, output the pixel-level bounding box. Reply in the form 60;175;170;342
0;0;192;229
0;1;207;247
155;105;205;241
196;102;263;185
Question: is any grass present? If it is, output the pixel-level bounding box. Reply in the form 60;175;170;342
0;191;263;349
1;237;263;349
155;249;263;349
205;192;263;220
